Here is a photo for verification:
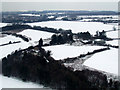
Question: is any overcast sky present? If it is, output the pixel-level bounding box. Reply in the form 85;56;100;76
1;2;118;12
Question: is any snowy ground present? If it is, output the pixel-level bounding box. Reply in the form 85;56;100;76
83;48;118;75
106;30;119;39
0;41;31;59
18;29;53;42
0;34;32;59
0;75;43;88
0;23;8;28
106;40;119;46
48;16;54;19
27;21;116;35
44;44;104;60
18;29;53;46
19;14;40;17
0;35;22;45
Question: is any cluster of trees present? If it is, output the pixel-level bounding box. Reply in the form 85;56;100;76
33;26;59;33
50;34;74;45
2;46;120;89
2;24;32;31
33;26;72;34
76;31;92;40
62;16;77;21
2;14;56;23
91;19;118;24
2;24;72;35
94;30;107;39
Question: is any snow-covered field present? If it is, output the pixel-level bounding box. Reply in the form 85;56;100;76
44;44;104;60
0;41;31;59
27;21;115;35
0;34;32;59
83;48;118;75
18;29;53;41
18;29;54;46
48;16;54;19
106;30;118;38
0;35;22;45
106;40;119;46
0;23;8;28
1;75;43;88
19;14;40;17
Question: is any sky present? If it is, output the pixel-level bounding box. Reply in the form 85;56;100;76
1;0;120;2
1;2;118;12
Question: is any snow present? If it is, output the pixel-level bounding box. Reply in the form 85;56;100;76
56;16;67;20
107;23;118;26
0;75;43;88
83;48;118;75
0;34;32;59
0;35;22;45
47;13;56;15
56;17;63;20
48;16;54;19
0;23;8;28
0;41;31;59
19;14;40;17
18;29;53;41
44;44;104;60
0;29;53;59
80;19;93;22
27;21;114;35
106;30;118;38
106;40;119;46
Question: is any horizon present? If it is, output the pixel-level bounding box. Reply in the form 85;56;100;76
1;2;118;12
1;10;118;13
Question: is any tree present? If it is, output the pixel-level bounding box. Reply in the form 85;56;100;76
46;50;51;57
39;38;43;49
58;35;64;44
68;34;73;41
113;26;116;31
50;34;57;45
109;78;113;87
62;33;69;42
9;41;12;44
